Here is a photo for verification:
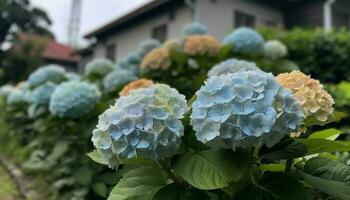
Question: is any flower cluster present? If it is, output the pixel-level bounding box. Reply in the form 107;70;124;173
190;70;304;149
138;39;162;57
49;81;101;119
116;39;161;75
103;69;138;93
7;89;25;105
223;27;264;55
25;82;56;106
119;79;154;96
208;59;260;77
141;47;172;70
182;22;208;37
0;85;15;98
263;40;287;59
163;39;180;51
84;58;115;77
27;65;66;87
66;72;81;81
276;71;334;122
92;84;188;166
184;35;221;56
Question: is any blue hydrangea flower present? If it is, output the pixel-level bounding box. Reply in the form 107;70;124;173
125;51;142;64
182;22;208;37
7;89;25;105
137;39;161;57
208;59;260;77
84;58;115;77
49;81;101;119
223;27;265;55
190;70;304;149
103;69;138;93
66;72;81;81
28;65;66;87
116;58;140;76
0;85;15;98
263;40;287;59
92;84;188;166
25;82;56;106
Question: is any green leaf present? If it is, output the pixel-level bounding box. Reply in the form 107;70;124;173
298;169;350;200
73;167;92;186
259;164;285;172
46;141;70;166
304;157;350;184
238;172;312;200
170;50;187;65
217;44;233;59
304;111;346;126
92;182;108;198
108;166;168;200
173;149;250;190
87;149;108;165
309;128;342;140
296;138;350;155
260;137;307;160
153;184;210;200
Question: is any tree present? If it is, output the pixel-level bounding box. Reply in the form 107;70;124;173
0;0;53;48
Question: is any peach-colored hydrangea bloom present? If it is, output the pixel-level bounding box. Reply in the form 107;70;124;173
141;47;171;70
184;35;220;56
276;71;334;122
119;79;154;96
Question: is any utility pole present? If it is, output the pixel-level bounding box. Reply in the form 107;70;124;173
68;0;82;48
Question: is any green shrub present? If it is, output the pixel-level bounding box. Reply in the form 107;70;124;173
259;26;350;83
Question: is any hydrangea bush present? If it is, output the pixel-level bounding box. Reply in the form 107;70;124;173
1;22;347;200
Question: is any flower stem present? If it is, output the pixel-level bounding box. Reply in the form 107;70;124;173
156;159;183;186
285;159;293;174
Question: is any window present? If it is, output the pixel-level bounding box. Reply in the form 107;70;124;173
106;44;116;61
234;11;255;28
152;24;167;42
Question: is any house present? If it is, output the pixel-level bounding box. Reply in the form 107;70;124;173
12;33;80;71
83;0;350;63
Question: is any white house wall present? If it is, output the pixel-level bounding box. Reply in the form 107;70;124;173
93;5;193;61
196;0;284;40
91;0;283;61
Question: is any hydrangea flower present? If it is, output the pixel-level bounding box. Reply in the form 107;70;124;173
276;71;334;122
264;40;287;59
137;39;161;57
190;71;304;149
84;58;115;77
49;81;101;119
28;65;66;87
116;58;140;76
0;85;15;98
119;79;154;96
141;47;172;70
208;59;260;77
25;82;56;106
223;27;264;55
66;72;81;81
125;51;142;65
184;35;221;56
103;69;138;93
182;22;208;37
7;89;25;105
92;84;188;165
163;39;180;50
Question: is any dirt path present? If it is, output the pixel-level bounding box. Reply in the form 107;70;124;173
0;164;21;200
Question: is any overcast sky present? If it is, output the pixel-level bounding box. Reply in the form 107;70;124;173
30;0;151;46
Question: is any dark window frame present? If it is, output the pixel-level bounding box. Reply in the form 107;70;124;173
106;43;116;62
151;24;167;42
234;10;256;28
